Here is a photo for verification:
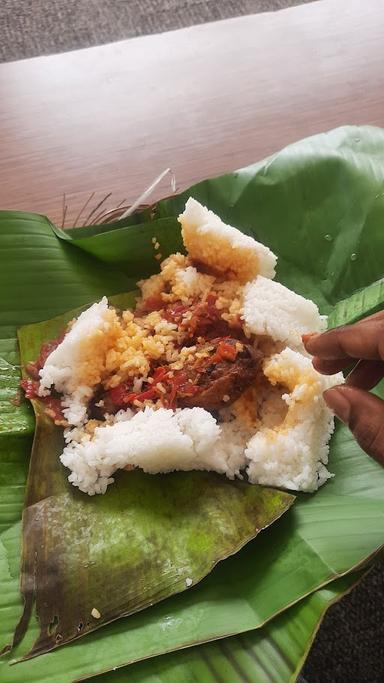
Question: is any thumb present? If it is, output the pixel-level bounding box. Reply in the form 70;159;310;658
323;385;384;466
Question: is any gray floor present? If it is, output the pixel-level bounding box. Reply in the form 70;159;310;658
2;1;384;680
1;0;313;62
305;559;384;682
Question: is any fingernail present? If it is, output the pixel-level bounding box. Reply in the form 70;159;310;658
323;387;351;424
302;333;319;347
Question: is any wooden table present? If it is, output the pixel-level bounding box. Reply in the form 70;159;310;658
0;0;383;225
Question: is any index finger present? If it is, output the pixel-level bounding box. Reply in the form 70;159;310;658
303;319;384;361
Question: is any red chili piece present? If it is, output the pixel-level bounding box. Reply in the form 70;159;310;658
20;379;40;399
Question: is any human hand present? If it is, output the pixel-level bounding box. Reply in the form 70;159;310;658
303;311;384;465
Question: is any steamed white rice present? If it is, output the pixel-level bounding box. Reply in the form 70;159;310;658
38;197;342;495
179;197;277;282
243;276;327;348
245;348;340;492
39;297;119;426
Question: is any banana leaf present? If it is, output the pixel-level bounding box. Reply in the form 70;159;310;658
16;302;292;658
327;277;384;328
1;125;384;683
63;125;384;312
0;215;293;667
92;571;364;683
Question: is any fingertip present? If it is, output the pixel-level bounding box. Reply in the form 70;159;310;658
328;384;359;397
323;385;351;423
324;385;384;465
302;332;319;350
323;384;355;400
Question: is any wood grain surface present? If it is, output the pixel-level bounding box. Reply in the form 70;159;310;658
0;0;383;225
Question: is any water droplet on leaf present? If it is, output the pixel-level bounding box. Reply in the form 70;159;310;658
350;253;357;261
324;234;333;242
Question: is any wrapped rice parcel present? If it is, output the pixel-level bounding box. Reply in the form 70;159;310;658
22;198;342;494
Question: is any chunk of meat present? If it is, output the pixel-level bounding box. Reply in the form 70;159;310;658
178;338;261;410
163;295;223;340
90;339;261;417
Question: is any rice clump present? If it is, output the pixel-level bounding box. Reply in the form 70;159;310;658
243;276;327;348
246;348;341;492
179;197;277;282
39;297;121;425
61;407;225;495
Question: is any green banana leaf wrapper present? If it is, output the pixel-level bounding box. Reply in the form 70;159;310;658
1;125;384;682
91;569;366;683
17;301;294;658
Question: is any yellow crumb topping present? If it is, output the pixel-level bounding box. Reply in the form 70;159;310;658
138;254;244;326
181;221;260;283
74;308;122;389
104;310;180;389
64;253;246;395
